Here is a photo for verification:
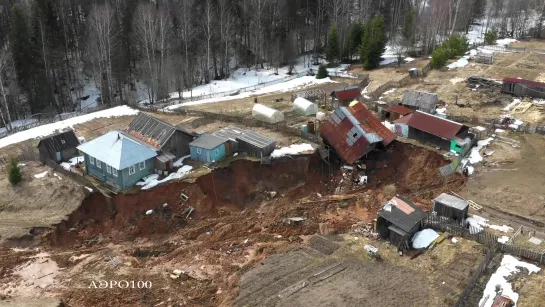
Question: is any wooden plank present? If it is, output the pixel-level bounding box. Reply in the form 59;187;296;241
468;200;482;211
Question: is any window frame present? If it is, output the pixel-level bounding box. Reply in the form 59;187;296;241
112;167;118;177
96;160;101;169
215;149;220;155
196;148;202;154
129;165;135;175
139;161;145;170
89;156;95;165
106;165;111;174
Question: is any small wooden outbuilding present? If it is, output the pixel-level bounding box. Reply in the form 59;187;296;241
37;130;80;163
433;193;469;223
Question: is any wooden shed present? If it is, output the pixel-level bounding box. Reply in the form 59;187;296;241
376;195;426;251
433;193;469;224
37;130;80;163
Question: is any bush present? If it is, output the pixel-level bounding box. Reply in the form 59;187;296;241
8;158;22;185
430;47;449;68
382;184;396;197
484;29;498;45
316;65;329;79
444;35;469;57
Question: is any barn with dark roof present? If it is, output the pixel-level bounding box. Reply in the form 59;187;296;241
37;130;80;163
376;195;426;250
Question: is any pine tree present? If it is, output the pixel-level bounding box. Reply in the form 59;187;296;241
8;158;22;185
484;29;498;45
327;26;339;64
316;64;328;79
360;16;387;70
344;22;363;61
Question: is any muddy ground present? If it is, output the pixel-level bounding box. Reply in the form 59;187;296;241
0;141;466;306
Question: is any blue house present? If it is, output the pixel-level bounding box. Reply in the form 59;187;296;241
77;131;158;190
189;134;227;163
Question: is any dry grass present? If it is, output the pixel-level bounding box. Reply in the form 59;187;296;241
382;184;397;197
516;268;545;307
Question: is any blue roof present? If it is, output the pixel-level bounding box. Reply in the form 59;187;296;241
77;131;157;170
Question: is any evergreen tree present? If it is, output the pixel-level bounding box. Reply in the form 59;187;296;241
327;26;339;64
8;158;22;185
344;22;363;61
360;16;387;70
430;47;449;68
316;64;328;79
484;29;498;45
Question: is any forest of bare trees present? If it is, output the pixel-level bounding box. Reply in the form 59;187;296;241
0;0;544;131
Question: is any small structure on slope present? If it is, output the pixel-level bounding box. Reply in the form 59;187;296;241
77;131;158;190
433;193;469;224
320;102;396;165
127;113;195;162
292;97;318;116
474;52;494;64
376;195;426;251
213;126;276;158
502;78;545;99
401;90;438;114
37;129;80;163
252;104;284;124
189;134;228;163
394;111;471;152
330;86;361;109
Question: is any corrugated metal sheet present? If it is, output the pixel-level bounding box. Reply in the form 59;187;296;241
434;193;468;211
320;102;395;164
213;126;276;157
503;78;545;88
127;113;187;149
386;105;413;115
331;86;361;102
401;90;438;112
397;111;465;140
37;130;79;154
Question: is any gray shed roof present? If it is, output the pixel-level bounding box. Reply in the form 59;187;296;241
434;193;469;211
189;134;227;150
378;195;426;233
402;90;438;111
213;126;275;149
127;113;194;149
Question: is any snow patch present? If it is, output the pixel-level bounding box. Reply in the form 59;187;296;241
137;165;194;190
33;171;48;179
468;138;494;164
496;38;518;46
466;215;514;234
271;144;314;158
383;88;396;95
447;56;469;70
412;229;440;249
173;155;191;168
498;236;509;244
479;255;540;307
53;173;62;180
0;106;139;149
60;156;85;171
84;186;93;192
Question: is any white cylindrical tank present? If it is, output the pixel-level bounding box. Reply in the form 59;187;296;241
252;104;285;123
293;97;318;116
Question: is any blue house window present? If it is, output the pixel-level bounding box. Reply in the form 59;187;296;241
112;168;118;177
197;148;202;154
129;165;135;175
215;149;219;155
139;161;145;170
90;157;94;165
106;165;111;174
96;160;101;169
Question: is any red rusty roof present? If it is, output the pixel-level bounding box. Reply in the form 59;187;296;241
503;78;545;88
331;87;361;102
386;105;414;116
395;111;465;140
320;102;396;164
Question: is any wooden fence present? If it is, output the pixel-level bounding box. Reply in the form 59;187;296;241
454;247;497;307
369;74;419;100
44;158;99;191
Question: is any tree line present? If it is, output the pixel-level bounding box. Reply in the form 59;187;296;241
0;0;544;132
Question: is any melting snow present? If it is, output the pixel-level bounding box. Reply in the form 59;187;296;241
173;155;191;167
447;56;470;69
53;173;62;180
498;236;509;243
84;186;93;192
60;156;85;171
383;88;396;95
468;138;494;164
412;229;440;249
479;255;540;307
271;144;314;158
466;215;514;234
496;38;518;46
137;165;194;190
0;106;139;149
33;171;48;179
